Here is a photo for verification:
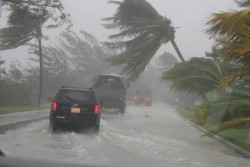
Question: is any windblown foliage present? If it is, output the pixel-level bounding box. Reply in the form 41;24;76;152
162;57;223;95
1;0;71;28
103;0;180;81
236;0;250;7
196;90;250;135
206;6;250;86
0;7;41;50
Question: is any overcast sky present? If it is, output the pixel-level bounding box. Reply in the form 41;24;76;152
1;0;239;65
61;0;238;59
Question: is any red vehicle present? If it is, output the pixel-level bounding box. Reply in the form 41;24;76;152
133;90;152;106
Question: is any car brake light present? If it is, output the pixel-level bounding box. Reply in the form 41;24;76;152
133;96;138;100
51;101;57;111
94;105;99;114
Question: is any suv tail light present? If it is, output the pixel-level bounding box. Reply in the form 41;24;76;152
51;101;57;111
133;96;139;100
94;105;99;114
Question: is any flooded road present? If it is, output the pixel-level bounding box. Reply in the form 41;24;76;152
0;103;249;167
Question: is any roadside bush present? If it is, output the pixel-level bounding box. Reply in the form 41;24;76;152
194;91;250;133
193;103;210;126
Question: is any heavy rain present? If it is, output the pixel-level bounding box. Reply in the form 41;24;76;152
0;1;250;167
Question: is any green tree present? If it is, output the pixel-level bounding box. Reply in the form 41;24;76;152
0;57;6;105
0;1;69;106
157;52;178;67
0;6;45;107
236;0;250;7
197;0;250;134
206;2;250;88
28;43;70;96
0;62;31;106
59;30;110;76
205;46;226;62
1;0;70;25
162;57;223;101
195;90;250;136
0;57;6;79
103;0;185;81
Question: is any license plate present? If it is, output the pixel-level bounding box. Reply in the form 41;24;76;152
56;116;65;119
71;107;80;113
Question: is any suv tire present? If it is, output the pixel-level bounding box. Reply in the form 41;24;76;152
119;103;126;115
95;124;100;132
49;120;58;133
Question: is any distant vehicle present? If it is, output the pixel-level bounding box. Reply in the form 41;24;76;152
92;74;129;115
49;87;101;132
133;89;152;106
133;95;152;106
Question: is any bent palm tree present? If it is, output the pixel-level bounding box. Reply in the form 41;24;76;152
162;57;223;101
0;2;68;106
103;0;184;81
0;7;45;106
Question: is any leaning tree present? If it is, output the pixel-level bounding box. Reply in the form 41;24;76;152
103;0;185;81
0;0;71;106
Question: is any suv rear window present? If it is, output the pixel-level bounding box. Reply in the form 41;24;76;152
93;77;125;90
56;90;94;104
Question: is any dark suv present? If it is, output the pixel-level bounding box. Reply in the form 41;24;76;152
92;74;129;115
49;87;101;132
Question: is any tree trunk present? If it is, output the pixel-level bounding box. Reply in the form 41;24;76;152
170;39;185;63
37;37;43;107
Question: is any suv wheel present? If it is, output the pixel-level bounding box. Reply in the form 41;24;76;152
49;120;58;133
119;103;126;115
95;124;100;132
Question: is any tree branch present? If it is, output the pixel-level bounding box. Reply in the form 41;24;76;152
2;0;72;28
2;0;62;8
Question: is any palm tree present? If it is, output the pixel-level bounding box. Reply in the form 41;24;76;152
103;0;185;81
162;57;223;102
0;7;46;106
206;4;250;87
0;2;68;106
202;0;250;134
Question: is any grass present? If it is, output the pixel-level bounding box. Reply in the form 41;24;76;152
0;104;50;114
218;129;250;152
177;107;250;153
178;107;196;122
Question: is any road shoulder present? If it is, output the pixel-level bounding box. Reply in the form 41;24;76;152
175;110;250;159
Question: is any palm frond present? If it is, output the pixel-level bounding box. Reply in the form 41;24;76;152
235;0;250;7
207;9;250;89
0;26;35;50
162;57;223;94
203;118;250;136
103;0;176;80
207;9;250;57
